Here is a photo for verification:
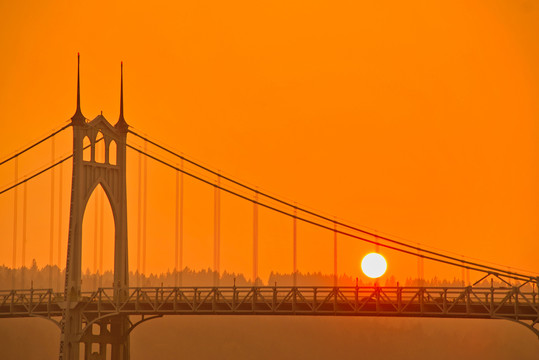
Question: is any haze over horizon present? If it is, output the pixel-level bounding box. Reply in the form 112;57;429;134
0;1;538;358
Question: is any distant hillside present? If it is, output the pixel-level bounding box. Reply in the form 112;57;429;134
0;261;529;291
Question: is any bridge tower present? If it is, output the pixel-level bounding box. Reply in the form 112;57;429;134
60;54;130;360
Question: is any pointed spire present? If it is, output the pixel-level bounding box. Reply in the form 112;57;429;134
71;53;86;125
119;62;124;120
115;61;128;132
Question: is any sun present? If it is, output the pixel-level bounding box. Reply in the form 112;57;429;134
361;253;387;279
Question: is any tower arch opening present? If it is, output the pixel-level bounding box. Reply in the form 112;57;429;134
81;183;116;291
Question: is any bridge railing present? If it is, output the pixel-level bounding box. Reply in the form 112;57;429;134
0;289;62;318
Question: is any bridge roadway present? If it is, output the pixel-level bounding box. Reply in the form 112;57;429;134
1;286;538;329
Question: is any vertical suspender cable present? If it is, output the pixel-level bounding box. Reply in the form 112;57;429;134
99;191;104;288
214;175;221;286
137;151;142;286
179;159;184;286
57;162;63;292
417;255;421;286
12;157;18;289
175;171;179;286
21;182;27;288
421;256;425;286
253;191;259;286
420;257;424;286
417;246;424;286
333;221;337;287
21;183;28;289
49;137;55;289
461;259;466;286
174;159;185;287
142;141;148;278
293;206;297;287
93;192;98;277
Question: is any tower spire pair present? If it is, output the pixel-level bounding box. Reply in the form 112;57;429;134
63;53;131;360
71;53;128;131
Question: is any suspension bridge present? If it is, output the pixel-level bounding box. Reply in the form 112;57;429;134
0;55;538;360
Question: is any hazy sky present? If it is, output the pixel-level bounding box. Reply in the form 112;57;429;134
0;1;538;283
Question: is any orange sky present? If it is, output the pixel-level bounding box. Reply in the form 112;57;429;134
0;1;538;285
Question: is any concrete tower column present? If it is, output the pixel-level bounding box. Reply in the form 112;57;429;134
60;55;130;360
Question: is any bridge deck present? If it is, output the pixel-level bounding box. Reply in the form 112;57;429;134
1;286;538;323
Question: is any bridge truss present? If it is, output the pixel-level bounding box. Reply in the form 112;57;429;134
1;285;538;337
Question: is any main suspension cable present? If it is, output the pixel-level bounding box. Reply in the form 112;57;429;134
126;144;533;283
127;131;537;280
0;137;102;196
0;155;72;196
0;123;71;167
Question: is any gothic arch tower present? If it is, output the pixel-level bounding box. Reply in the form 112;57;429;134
60;54;130;360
